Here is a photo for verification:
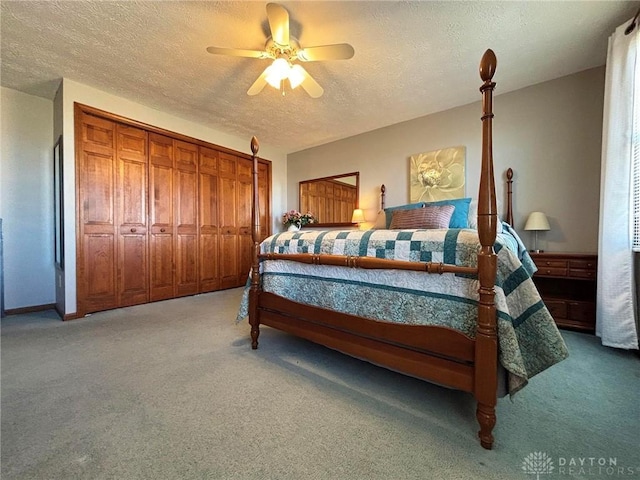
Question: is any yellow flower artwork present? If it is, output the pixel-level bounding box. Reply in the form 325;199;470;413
409;146;465;202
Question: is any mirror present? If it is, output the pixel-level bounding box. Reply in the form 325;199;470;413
299;172;359;226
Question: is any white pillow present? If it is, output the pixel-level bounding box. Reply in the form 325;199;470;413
468;198;503;233
372;210;387;229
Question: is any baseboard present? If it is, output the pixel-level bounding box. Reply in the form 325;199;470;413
4;303;56;316
62;311;82;321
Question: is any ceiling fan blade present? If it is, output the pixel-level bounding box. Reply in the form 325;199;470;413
295;65;324;98
266;3;290;46
247;66;271;96
297;43;355;62
207;46;269;59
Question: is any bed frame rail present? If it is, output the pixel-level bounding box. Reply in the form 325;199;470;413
259;253;478;276
259;292;476;391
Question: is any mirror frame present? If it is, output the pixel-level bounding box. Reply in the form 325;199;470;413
299;172;360;227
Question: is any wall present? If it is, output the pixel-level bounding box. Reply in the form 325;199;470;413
0;66;604;311
0;81;288;314
0;87;55;310
288;67;605;254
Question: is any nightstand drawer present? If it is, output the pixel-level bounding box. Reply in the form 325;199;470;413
537;259;568;268
536;267;567;277
544;300;568;319
569;269;596;279
569;259;597;270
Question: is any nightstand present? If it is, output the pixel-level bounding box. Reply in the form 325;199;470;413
529;252;597;333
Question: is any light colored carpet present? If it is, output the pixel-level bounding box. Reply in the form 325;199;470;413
1;288;639;479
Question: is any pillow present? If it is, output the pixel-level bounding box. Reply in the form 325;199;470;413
389;205;455;229
468;198;504;233
384;197;472;228
372;209;387;229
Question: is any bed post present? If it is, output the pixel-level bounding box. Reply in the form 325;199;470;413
505;168;514;226
249;136;261;349
475;49;499;450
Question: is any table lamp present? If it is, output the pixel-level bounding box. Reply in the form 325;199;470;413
524;211;550;253
351;209;365;229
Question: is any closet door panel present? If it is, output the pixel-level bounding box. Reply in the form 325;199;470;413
219;152;238;289
199;147;219;292
85;235;116;297
116;125;148;307
175;140;199;296
176;233;197;296
149;133;175;301
175;140;198;171
150;235;174;296
219;174;238;289
78;114;117;314
83;152;114;224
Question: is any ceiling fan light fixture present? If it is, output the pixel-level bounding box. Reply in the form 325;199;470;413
265;57;290;88
288;64;305;89
206;3;354;98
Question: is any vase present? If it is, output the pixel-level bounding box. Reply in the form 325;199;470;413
287;224;300;232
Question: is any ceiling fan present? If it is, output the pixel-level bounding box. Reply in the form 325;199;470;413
206;3;354;98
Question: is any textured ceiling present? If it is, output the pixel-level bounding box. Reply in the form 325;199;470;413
1;1;637;153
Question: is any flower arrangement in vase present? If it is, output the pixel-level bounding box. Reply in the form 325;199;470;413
282;210;316;231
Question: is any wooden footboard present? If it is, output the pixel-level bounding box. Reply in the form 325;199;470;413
248;49;499;449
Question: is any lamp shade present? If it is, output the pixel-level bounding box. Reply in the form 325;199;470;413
351;208;365;224
524;212;550;231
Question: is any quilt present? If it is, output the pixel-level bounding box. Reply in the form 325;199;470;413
237;228;568;394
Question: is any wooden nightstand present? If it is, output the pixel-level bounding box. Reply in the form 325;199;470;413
529;252;597;333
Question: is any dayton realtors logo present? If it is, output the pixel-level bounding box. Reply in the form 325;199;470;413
523;453;639;478
522;452;554;480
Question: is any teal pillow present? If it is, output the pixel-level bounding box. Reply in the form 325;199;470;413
384;198;471;229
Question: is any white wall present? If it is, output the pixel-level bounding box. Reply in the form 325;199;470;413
60;79;288;316
0;87;55;310
288;67;605;254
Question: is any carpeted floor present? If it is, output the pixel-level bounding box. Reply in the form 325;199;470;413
1;288;639;479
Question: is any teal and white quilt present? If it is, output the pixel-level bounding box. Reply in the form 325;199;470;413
237;228;568;394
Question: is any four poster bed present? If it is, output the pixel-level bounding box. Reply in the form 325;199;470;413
238;50;568;449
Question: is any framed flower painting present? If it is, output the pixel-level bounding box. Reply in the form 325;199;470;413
409;146;465;202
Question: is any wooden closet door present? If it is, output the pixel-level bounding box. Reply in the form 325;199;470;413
218;152;239;289
77;113;118;314
149;133;175;301
174;140;199;296
237;157;253;286
199;147;219;293
116;124;149;307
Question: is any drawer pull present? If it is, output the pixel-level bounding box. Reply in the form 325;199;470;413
130;228;137;233
160;228;166;233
